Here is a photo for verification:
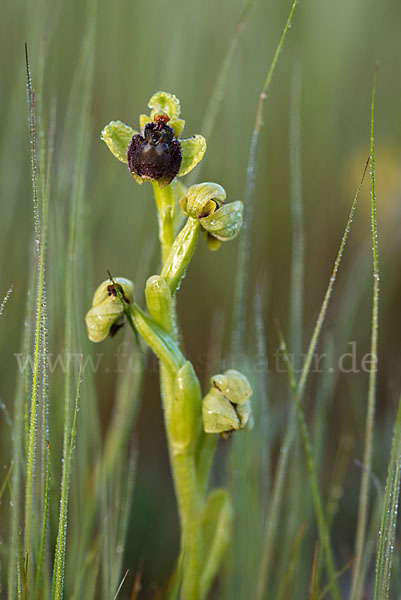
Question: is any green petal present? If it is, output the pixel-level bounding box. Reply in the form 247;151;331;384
139;114;152;130
101;121;136;164
170;118;185;138
148;91;181;120
205;232;222;251
178;135;207;177
200;201;243;241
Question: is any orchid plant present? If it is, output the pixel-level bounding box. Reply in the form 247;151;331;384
85;91;253;599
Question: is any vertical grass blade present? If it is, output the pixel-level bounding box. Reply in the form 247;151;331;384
350;65;380;600
256;158;369;599
276;326;340;600
23;44;49;593
374;398;401;598
231;0;301;360
51;362;82;600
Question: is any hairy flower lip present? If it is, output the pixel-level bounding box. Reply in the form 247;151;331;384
127;120;183;188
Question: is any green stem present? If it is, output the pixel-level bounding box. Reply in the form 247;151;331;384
153;182;203;598
153;181;177;263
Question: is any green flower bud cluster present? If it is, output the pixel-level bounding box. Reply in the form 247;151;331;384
181;183;243;251
202;369;253;435
85;278;134;343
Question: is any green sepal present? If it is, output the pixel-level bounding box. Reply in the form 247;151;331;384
200;201;243;241
178;136;207;177
199;489;233;599
170;361;202;452
145;275;174;332
101;121;136;164
202;388;240;434
148;91;181;121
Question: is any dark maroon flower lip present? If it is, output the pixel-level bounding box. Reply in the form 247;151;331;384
127;115;183;188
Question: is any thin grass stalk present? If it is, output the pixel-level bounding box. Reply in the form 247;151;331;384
231;0;300;360
256;158;369;600
283;58;306;594
297;154;370;399
373;397;401;598
52;3;96;595
277;327;341;600
51;363;81;599
24;44;47;587
350;65;380;600
110;449;137;596
33;440;50;599
8;251;37;600
374;438;401;599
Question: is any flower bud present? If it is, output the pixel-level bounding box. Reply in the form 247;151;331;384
180;183;243;248
85;277;134;343
170;361;202;452
180;183;226;219
202;388;240;434
211;369;252;405
202;369;253;435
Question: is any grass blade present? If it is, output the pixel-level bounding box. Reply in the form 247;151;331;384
374;399;401;598
51;361;82;599
276;326;341;600
231;0;301;360
350;64;380;600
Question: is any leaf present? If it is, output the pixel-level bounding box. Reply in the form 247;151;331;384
178;135;207;177
101;121;136;164
199;489;233;599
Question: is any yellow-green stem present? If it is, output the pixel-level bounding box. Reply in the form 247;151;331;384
154;182;202;598
153;181;177;263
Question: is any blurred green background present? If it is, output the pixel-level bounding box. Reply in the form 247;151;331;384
1;0;401;597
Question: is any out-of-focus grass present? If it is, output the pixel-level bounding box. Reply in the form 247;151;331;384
1;0;401;597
